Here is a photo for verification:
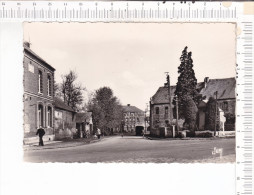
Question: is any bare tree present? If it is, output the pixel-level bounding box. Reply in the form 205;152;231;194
57;70;85;109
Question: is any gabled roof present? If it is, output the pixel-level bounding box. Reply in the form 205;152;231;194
151;86;176;104
151;77;236;104
76;112;92;123
23;43;55;71
122;105;144;113
200;78;236;100
54;97;76;112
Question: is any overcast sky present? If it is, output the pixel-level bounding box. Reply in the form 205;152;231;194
23;22;236;111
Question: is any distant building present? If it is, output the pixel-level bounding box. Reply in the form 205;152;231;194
122;104;145;135
150;77;236;134
23;42;55;142
54;97;77;140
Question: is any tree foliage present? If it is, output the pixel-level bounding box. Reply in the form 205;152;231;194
56;70;85;109
174;46;199;121
205;97;220;130
183;96;198;131
88;87;123;134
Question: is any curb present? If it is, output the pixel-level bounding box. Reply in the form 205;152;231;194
24;139;102;151
145;136;235;141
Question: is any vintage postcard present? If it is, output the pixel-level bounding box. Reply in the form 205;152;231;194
22;22;236;163
1;2;252;195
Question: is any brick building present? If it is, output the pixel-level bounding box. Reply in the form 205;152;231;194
150;83;174;131
122;104;146;135
23;42;55;142
150;77;236;134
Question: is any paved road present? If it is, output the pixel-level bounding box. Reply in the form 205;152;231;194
23;136;235;163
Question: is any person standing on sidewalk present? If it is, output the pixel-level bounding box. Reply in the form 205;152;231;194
97;128;101;139
36;126;45;146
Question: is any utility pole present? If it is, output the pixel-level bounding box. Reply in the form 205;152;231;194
175;95;179;135
165;72;172;124
214;91;218;136
149;98;152;132
144;103;148;135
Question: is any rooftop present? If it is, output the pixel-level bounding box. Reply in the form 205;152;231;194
151;77;236;104
122;104;144;113
200;78;236;100
23;42;55;71
76;112;92;123
54;97;76;112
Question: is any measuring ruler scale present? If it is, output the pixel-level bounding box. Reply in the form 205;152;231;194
0;1;253;195
0;1;241;21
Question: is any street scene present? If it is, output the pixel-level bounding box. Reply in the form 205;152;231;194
23;23;236;163
24;136;235;163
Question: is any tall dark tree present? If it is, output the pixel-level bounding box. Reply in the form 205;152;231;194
174;46;198;120
183;96;198;131
88;87;123;135
57;70;85;109
205;97;220;130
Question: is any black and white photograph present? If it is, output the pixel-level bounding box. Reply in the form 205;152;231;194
23;22;236;163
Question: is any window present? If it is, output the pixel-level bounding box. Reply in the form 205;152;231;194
223;102;228;111
47;106;52;127
155;107;159;114
38;70;43;93
55;111;63;119
47;75;52;96
165;107;168;115
38;104;43;127
28;63;34;73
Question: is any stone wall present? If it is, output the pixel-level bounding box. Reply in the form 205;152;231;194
54;108;77;140
150;103;172;129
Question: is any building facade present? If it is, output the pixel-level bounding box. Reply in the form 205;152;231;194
54;97;77;140
197;77;236;130
150;83;174;132
150;77;236;134
122;104;145;135
23;42;55;141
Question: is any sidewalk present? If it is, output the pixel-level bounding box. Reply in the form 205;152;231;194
23;137;102;151
145;136;235;141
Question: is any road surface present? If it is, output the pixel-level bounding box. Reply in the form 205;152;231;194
24;136;235;163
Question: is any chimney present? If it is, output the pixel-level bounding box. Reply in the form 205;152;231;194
127;104;130;106
24;41;30;48
204;77;209;88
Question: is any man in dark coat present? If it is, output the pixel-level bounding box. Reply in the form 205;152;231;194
36;126;45;146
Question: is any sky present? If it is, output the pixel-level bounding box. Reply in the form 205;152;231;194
23;22;236;111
